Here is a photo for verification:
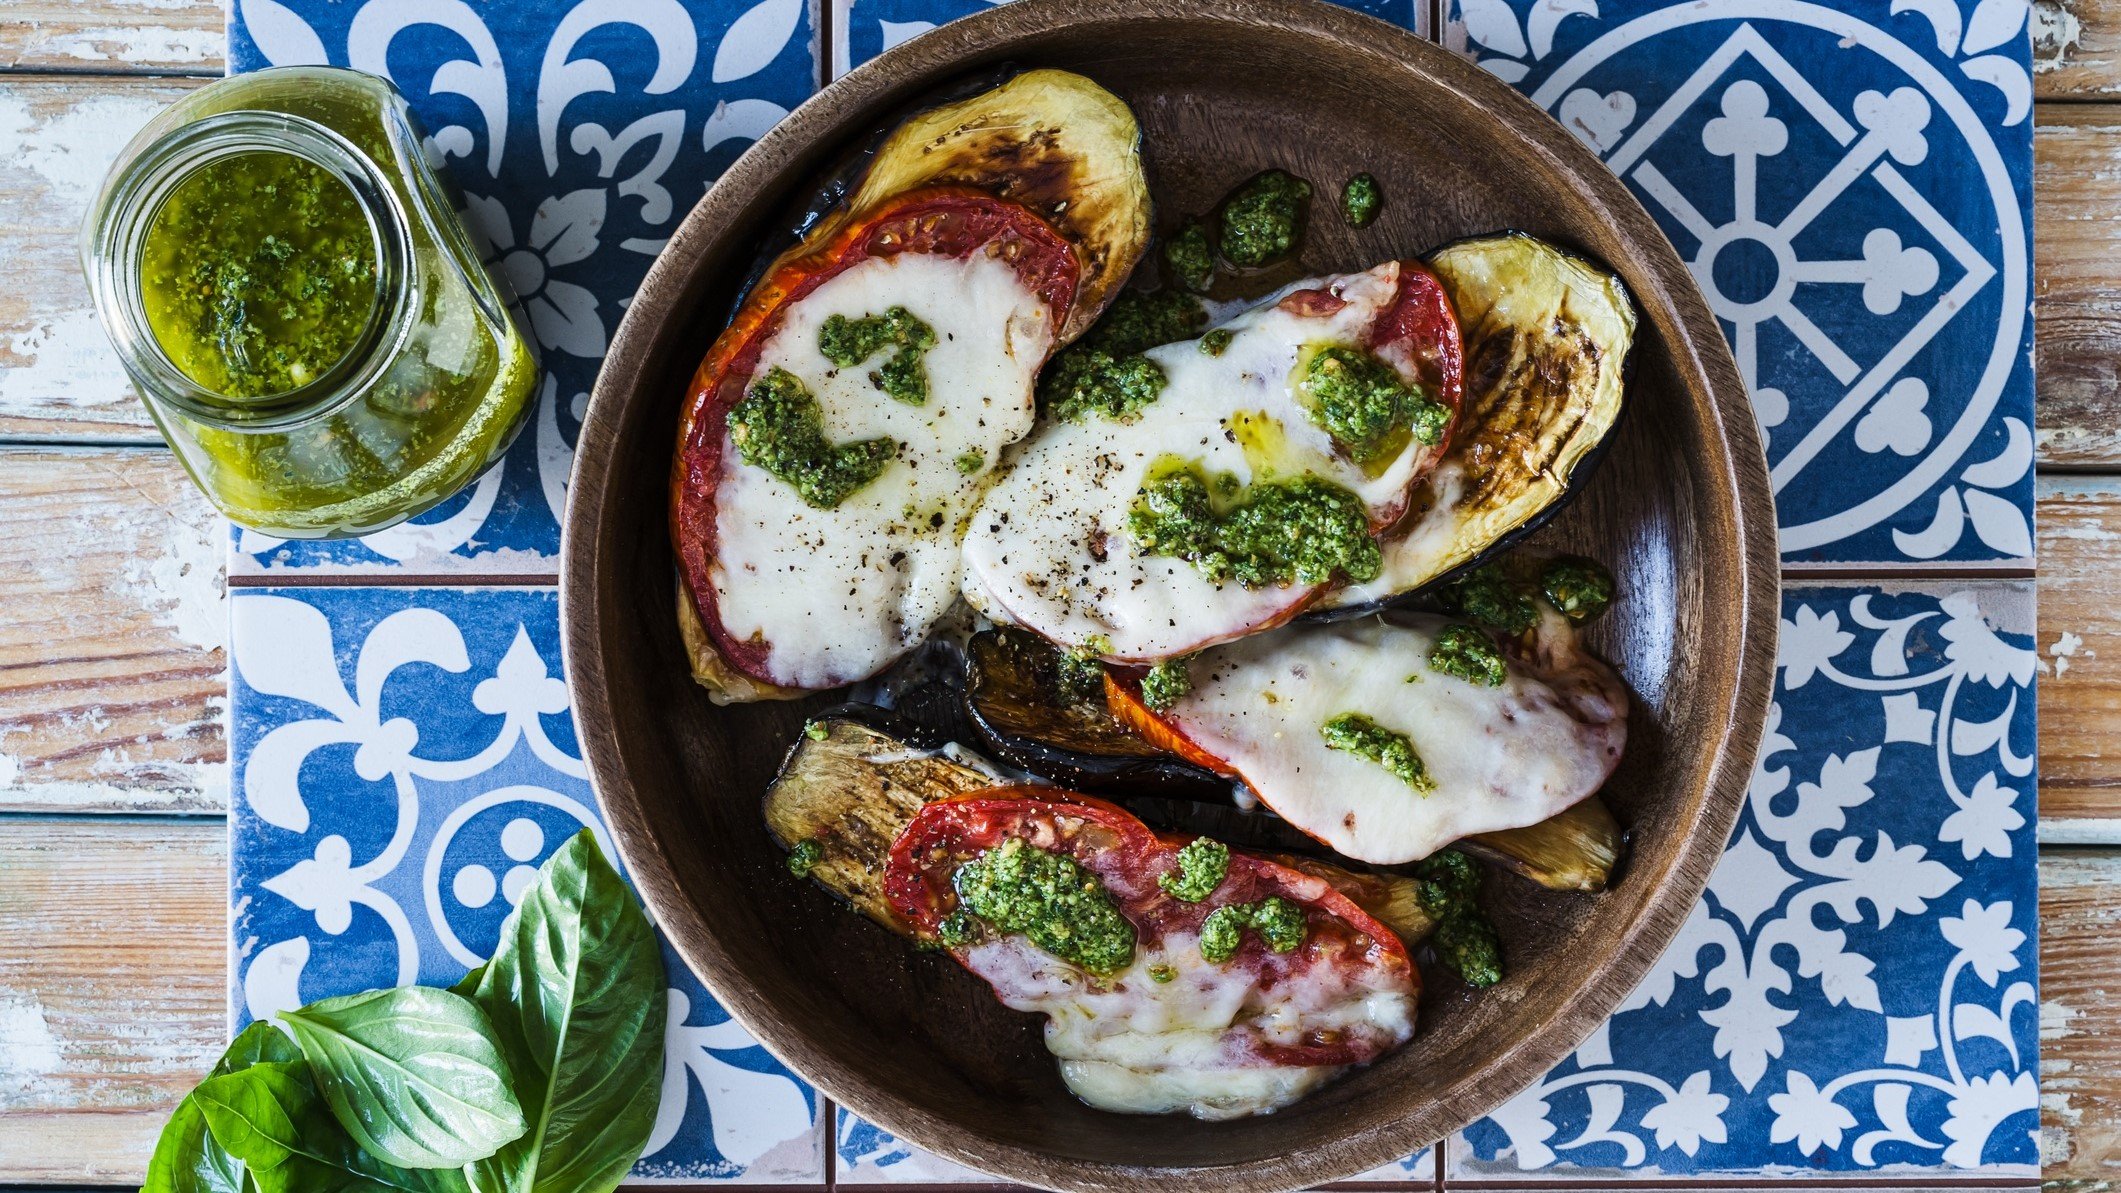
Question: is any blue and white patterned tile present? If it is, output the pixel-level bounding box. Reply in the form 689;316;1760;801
1442;0;2035;567
227;585;826;1183
832;0;1428;78
223;0;820;576
1451;582;2039;1181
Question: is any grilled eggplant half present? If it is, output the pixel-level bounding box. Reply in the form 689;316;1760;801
672;70;1153;703
1326;233;1633;611
761;709;1437;944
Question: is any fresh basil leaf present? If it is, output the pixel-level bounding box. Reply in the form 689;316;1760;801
279;986;525;1170
450;964;487;998
195;1061;470;1193
144;1095;251;1193
213;1021;303;1077
464;829;667;1193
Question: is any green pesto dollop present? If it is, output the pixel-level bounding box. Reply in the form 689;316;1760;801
140;150;379;398
1341;173;1383;228
1429;624;1507;687
1039;290;1206;422
954;837;1136;973
1321;712;1435;794
1416;849;1502;987
1448;564;1539;636
1158;837;1228;903
786;838;824;878
954;450;983;475
1297;345;1448;465
1128;462;1380;589
1218;170;1311;267
1147;963;1177;983
936;910;978;948
1200;329;1234;357
1139;657;1193;712
1162;219;1215;293
818;306;937;405
728;367;897;509
1541;556;1617;623
803;720;830;742
1054;646;1107;704
1198;896;1309;963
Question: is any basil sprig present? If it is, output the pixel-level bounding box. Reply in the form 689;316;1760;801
144;831;667;1193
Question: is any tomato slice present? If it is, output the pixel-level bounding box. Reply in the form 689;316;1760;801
1102;670;1236;776
1369;258;1465;464
670;187;1081;686
884;790;1416;1079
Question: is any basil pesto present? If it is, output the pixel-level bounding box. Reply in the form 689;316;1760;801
1158;837;1228;903
1039;290;1206;422
1200;329;1234;357
1218;170;1311;267
818;306;937;405
728;367;897;508
141;150;380;398
786;838;824;877
1297;345;1448;466
953;837;1136;973
954;450;984;475
1448;564;1539;636
1341;173;1382;228
1416;849;1502;987
1428;624;1507;687
1128;461;1381;589
1162;219;1215;292
1140;657;1193;712
936;910;978;948
1321;712;1435;794
1541;556;1617;623
1054;646;1107;703
1198;896;1309;963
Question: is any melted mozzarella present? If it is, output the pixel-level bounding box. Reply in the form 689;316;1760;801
961;929;1416;1120
711;251;1052;688
1169;612;1627;864
961;263;1430;661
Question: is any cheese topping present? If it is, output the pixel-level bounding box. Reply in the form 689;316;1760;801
711;251;1052;688
961;263;1437;661
1167;612;1627;863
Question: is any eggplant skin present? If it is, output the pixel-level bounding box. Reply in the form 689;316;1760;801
794;68;1151;345
1324;233;1635;612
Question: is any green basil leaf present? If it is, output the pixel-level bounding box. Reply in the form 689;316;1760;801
144;1095;251;1193
195;1061;471;1193
213;1021;303;1077
464;829;667;1193
279;986;526;1170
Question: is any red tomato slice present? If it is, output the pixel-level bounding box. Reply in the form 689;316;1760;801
1369;258;1465;466
671;187;1081;687
884;790;1416;1072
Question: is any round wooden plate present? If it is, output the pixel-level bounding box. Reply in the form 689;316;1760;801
563;1;1778;1188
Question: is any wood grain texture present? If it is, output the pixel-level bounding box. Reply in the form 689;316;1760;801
2039;475;2121;827
572;3;1773;1188
0;446;226;814
2039;849;2121;1187
0;818;226;1186
2037;0;2121;98
0;74;202;442
0;1;224;75
2036;104;2121;469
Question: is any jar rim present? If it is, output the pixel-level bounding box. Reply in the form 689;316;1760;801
89;109;415;432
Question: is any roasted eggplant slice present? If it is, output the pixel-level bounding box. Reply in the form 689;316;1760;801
961;261;1464;663
962;627;1230;797
672;72;1152;703
761;711;1436;943
1463;797;1622;892
1326;233;1633;611
885;792;1419;1118
1106;606;1628;866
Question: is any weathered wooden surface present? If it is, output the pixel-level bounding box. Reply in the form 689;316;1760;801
2039;850;2121;1187
0;447;226;814
2036;104;2121;470
0;818;226;1186
0;2;224;75
2038;475;2121;830
2038;0;2121;98
0;75;202;442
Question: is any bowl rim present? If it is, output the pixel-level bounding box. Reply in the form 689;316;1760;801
563;1;1780;1188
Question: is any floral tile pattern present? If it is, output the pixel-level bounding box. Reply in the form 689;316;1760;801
1443;0;2035;566
223;0;819;575
227;585;826;1182
831;0;1427;78
1453;583;2039;1181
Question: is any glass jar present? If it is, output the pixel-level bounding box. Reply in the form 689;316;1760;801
82;66;540;539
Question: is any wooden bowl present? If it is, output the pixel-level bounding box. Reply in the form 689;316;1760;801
563;1;1777;1188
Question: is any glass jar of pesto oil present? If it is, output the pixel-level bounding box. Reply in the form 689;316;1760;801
81;67;539;538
